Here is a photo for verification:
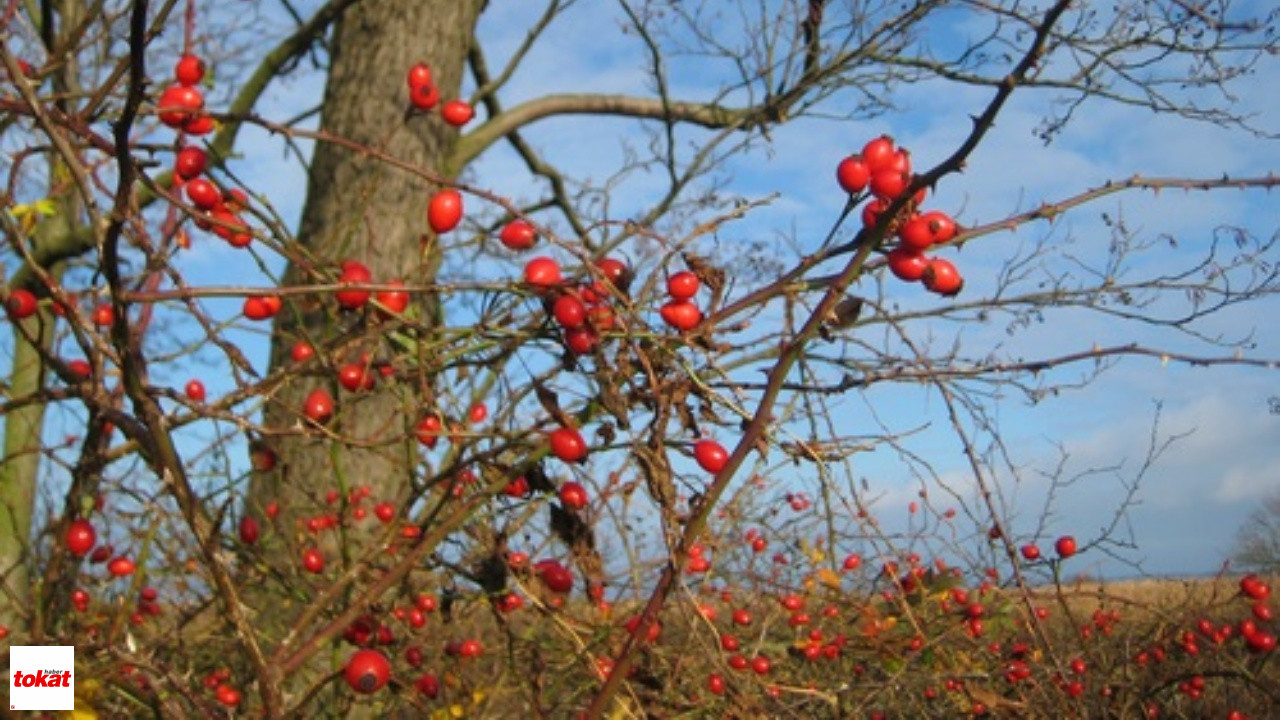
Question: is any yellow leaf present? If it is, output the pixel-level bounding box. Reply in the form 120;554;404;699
33;198;57;216
815;568;842;589
59;677;101;719
449;704;465;718
10;198;56;221
60;699;99;720
77;678;103;700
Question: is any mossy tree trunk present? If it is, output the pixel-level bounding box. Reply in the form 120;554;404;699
0;296;58;636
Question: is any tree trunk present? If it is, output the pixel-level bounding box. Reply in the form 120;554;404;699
0;305;56;637
246;0;485;618
0;0;89;643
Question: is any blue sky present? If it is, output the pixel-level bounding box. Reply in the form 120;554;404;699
482;3;1276;579
7;1;1277;581
244;2;1279;578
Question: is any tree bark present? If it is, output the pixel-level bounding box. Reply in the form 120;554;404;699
0;305;56;637
246;0;485;621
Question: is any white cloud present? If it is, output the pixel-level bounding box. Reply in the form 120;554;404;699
1010;366;1280;574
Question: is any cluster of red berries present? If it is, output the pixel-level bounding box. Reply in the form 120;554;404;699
130;586;164;627
686;543;713;574
659;270;703;331
2;279;97;323
154;53;265;258
156;54;213;135
240;291;282;321
2;58;230;324
336;604;483;696
1239;574;1276;654
836;135;964;296
280;259;417;417
200;667;242;707
333;259;410;316
406;62;474;126
60;512;142;616
412;405;487;455
492;243;634;355
343;612;400;649
189;180;254;250
546;257;631;354
63;516;133;576
409;55;707;351
414;412;448;449
279;487;428;554
745;528;770;554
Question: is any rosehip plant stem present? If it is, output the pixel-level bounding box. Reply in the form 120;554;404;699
582;3;1075;715
275;479;500;678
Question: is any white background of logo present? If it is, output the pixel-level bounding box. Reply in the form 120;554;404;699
9;645;75;711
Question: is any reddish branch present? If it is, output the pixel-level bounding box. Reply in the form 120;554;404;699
725;343;1280;396
97;1;279;713
709;173;1280;328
